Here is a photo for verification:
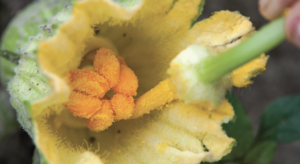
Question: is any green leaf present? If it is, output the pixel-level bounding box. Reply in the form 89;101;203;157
257;95;300;143
244;140;276;164
220;93;254;161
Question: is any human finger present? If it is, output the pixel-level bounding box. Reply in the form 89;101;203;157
259;0;295;20
285;1;300;48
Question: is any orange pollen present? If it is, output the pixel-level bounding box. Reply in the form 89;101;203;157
94;48;120;88
65;69;110;98
111;94;135;120
112;65;138;96
63;91;102;119
62;47;138;131
86;100;114;131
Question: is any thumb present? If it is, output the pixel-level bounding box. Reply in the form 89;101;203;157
286;1;300;48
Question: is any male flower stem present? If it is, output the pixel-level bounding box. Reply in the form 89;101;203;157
198;17;286;84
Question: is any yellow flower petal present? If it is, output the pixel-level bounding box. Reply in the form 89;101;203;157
8;0;268;163
190;10;254;48
189;11;268;88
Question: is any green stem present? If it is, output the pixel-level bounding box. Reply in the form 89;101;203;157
198;17;286;84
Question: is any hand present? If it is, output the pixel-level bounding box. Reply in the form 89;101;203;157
259;0;300;47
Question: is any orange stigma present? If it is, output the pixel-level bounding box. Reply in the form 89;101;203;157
63;48;138;131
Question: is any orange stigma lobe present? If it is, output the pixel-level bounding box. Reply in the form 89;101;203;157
112;65;138;96
94;48;120;88
111;94;135;120
65;69;110;98
86;100;114;131
63;91;102;119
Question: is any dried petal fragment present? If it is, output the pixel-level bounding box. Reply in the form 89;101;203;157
62;91;102;118
94;48;120;88
87;100;114;131
111;94;134;120
112;65;138;96
65;69;110;98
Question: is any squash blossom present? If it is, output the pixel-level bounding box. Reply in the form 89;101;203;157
5;0;269;163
